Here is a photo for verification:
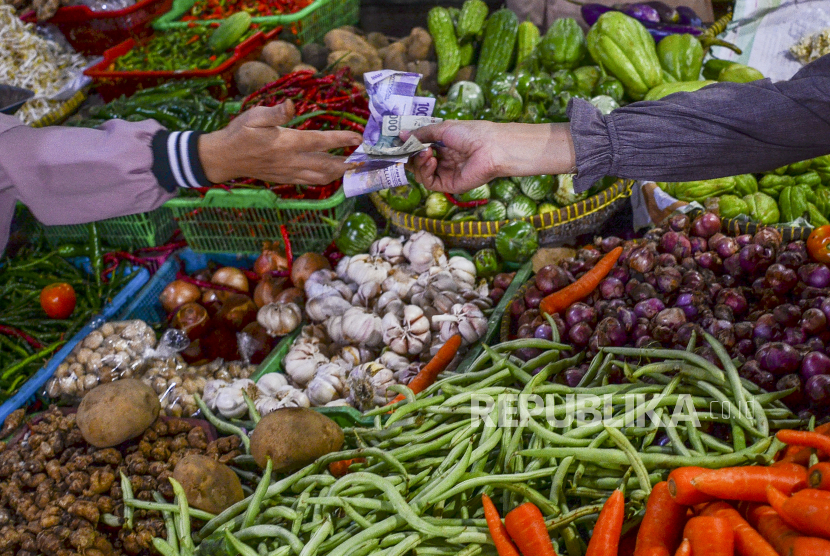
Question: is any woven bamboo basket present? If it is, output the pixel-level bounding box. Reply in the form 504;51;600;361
685;208;812;241
31;88;88;128
370;179;634;249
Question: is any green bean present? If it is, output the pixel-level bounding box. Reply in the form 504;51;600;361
257;506;298;523
526;418;595;447
550;455;574;506
317;448;409;483
242;391;261;425
444;530;491;544
243;458;272;529
521;348;565;373
686;419;707;455
291;475;336;493
433;467;558;504
326;515;406;556
601;346;726;383
120;472;135;530
703;331;750;425
124;497;216;521
546;503;604;532
268;547;292;556
170;478;195;554
393;418;468;446
604;425;652;495
224;530;259;556
424;441;474;505
378;533;423;556
195;395;250;452
384;395;445;427
494;338;571;352
153;492;180;554
153;538;180;556
692;380;763;437
235;525;303;554
699;432;735;453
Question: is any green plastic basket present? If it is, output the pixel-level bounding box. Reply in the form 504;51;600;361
165;187;354;255
152;0;359;45
38;205;178;250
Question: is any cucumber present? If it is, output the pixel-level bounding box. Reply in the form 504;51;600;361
516;21;540;67
428;7;461;87
208;12;252;53
457;0;489;41
475;9;519;86
459;41;475;67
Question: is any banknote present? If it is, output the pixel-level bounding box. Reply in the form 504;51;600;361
343;162;408;197
361;134;431;157
380;115;443;136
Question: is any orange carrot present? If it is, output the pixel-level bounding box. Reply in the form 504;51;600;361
539;246;623;316
778;423;830;465
504;502;558;556
691;464;808;502
481;494;521;556
328;458;366;478
751;506;803;556
790;537;830;556
776;430;830;459
387;334;462;404
634;482;687;556
674;539;691;556
701;501;778;556
586;490;625;556
683;516;734;556
770;486;830;539
807;462;830;490
668;467;717;506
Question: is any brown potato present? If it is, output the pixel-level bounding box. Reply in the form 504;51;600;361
381;41;408;72
172;454;244;514
366;31;389;50
455;65;477;83
260;40;302;75
250;408;343;472
407;27;434;61
235;61;280;96
291;63;318;73
327;50;380;78
301;43;330;70
324;29;377;60
76;379;160;448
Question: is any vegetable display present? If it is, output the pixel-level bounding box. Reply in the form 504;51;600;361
181;0;312;20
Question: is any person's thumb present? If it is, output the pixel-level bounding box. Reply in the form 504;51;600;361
245;100;296;127
404;122;445;144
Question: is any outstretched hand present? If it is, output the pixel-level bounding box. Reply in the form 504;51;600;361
199;99;363;185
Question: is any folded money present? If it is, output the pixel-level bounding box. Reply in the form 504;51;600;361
361;134;432;157
343;162;408;197
380;115;443;136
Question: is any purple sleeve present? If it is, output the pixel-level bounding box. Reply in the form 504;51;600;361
567;54;830;192
0;114;212;252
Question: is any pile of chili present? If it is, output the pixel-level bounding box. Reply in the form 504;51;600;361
183;0;313;21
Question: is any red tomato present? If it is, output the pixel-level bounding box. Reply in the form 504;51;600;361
808;225;830;264
40;283;77;319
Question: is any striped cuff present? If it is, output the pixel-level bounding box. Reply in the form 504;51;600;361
151;130;212;192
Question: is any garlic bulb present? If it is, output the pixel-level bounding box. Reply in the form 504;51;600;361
325;399;351;407
274;385;310;408
337;346;361;368
382;305;432;355
447;256;477;287
382;267;418;300
378;350;411;373
307;376;338;406
256;373;288;397
347;362;396;410
403;231;447;273
255;396;281;416
341;307;383;347
376;291;404;317
335;256;351;281
394;361;423;385
284;343;327;387
305;295;352;322
326;316;346;345
345;254;392;286
433;290;466;314
370;236;405;265
257;302;302;337
437;303;489;346
202;379;226;411
353;281;381;308
305;270;352;301
215;386;247;419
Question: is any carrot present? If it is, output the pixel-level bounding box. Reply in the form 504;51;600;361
328;458;366;478
481;494;521;556
683;516;734;556
807;462;830;490
634;482;687;556
701;501;778;556
504;502;558;556
691;464;808;502
539;246;623;316
750;506;803;556
790;537;830;556
387;334;462;404
668;467;717;506
773;487;830;539
776;430;830;459
778;423;830;465
586;489;625;556
674;539;691;556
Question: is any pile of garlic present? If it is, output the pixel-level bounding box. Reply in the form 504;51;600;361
280;231;492;411
202;373;309;419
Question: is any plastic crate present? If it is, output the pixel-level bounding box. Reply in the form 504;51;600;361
0;264;150;423
165;186;354;255
152;0;358;45
20;0;173;56
38;204;178;250
84;26;281;102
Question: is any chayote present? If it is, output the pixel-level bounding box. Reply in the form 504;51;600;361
733;174;758;197
743;192;780;224
795;170;822;189
779;185;809;223
787;159;813;175
808;202;830;227
758;174;795;199
718;195;749;219
671;177;735;202
814;187;830;217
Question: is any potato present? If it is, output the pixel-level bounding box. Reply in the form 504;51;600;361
235;61;280;96
301;43;329;70
250;407;343;472
76;379;160;448
407;27;434;62
327;50;380;78
407;60;438;94
261;40;302;75
324;29;377;60
381;41;408;72
172;454;243;514
366;31;389;50
455;65;477;84
291;63;318;73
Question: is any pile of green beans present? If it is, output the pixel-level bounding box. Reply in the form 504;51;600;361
144;326;796;556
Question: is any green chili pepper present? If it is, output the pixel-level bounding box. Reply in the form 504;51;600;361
322;213;378;256
494;220;539;263
473;248;502;278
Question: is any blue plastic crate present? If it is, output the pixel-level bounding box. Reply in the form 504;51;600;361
0;263;150;423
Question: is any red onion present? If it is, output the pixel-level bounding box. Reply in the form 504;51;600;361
568;259;589;274
551;314;568;338
596;317;627;347
616;307;636;332
736;339;755;356
806;374;830;405
534;324;553;341
579;246;603;265
514;347;543;361
783;327;807;346
203;325;241;362
564;367;587;387
628;246;656;274
739;244;766;274
709;319;735;347
160;280;202;314
172;302;211;340
734;321;753;340
599;277;625;300
715;288;747;316
674;323;699;348
694;251;722;271
765;264;799;295
681;256;697;270
736;234;753;247
776;374;804;406
714;236;739;259
757;342;802;375
517;309;540;329
654;308;686;330
535;265;571;295
629;282;658;302
490;287;505;304
238;322;277;365
655;266;682;293
753;314;779;342
689;237;708;255
753;227;782;250
216;294;258;331
740;359;776;391
681;270;705;292
713;304;734;322
656;253;678;268
694;345;721;368
807;337;825;353
565;302;597;327
568;322;593;346
777;250;806;270
494;273;516;291
517;323;536;339
668;213;690;232
634;298;665;319
801;351;830;381
801;308;827;335
524;285;544;309
691;212;721;238
633;322;650;340
608;266;630;282
600;236;623;252
799;264;830;288
510;297;527;319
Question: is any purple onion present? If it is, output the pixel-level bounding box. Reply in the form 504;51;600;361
735;322;754;340
524;286;544;309
634;298;665;319
672;322;697;347
514;347;543;361
713;304;734;322
596;317;627;347
565;302;597;327
708;232;726;249
656;253;678;268
616;307;636;333
773;304;801;327
568;322;593;346
518;309;540;329
652;325;674;343
807;337;825;353
691;212;721;238
694;346;721;368
564;368;586;387
629;282;658;302
820;298;830;324
783;327;807;346
644;273;658;287
689;237;708;255
694;251;722;271
663;232;693;260
753;227;782;250
799;263;830;288
805;374;830;405
579;246;603;266
600;277;625;300
668;213;690;232
776;374;804;406
740;359;776;391
654;308;686;330
628;246;656;274
721;274;738;288
680;256;696;270
801;308;828;335
739;244;766;274
551;314;568;339
655;266;682;294
736;339;755;356
753;314;779;342
568;259;588;275
777;250;806;270
757;342;802;375
675;292;696;307
765;264;799;295
517;323;535;339
681;271;705;292
534;324;553;341
715;288;748;316
632;322;650;341
709;282;724;300
736;234;753;247
618;243;636;266
600;236;623;253
608;266;629;283
535;265;571;295
801;351;830;381
708;319;735;347
660;231;682;254
717;237;740;259
510;297;527;318
723;254;742;277
786;240;809;255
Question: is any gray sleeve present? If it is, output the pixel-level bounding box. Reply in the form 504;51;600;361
567;54;830;192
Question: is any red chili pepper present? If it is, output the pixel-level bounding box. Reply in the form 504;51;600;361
444;192;487;208
280;225;293;275
0;325;44;350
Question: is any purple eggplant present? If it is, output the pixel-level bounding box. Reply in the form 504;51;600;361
645;21;703;42
618;3;661;23
642;0;679;22
581;4;614;26
676;5;703;27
